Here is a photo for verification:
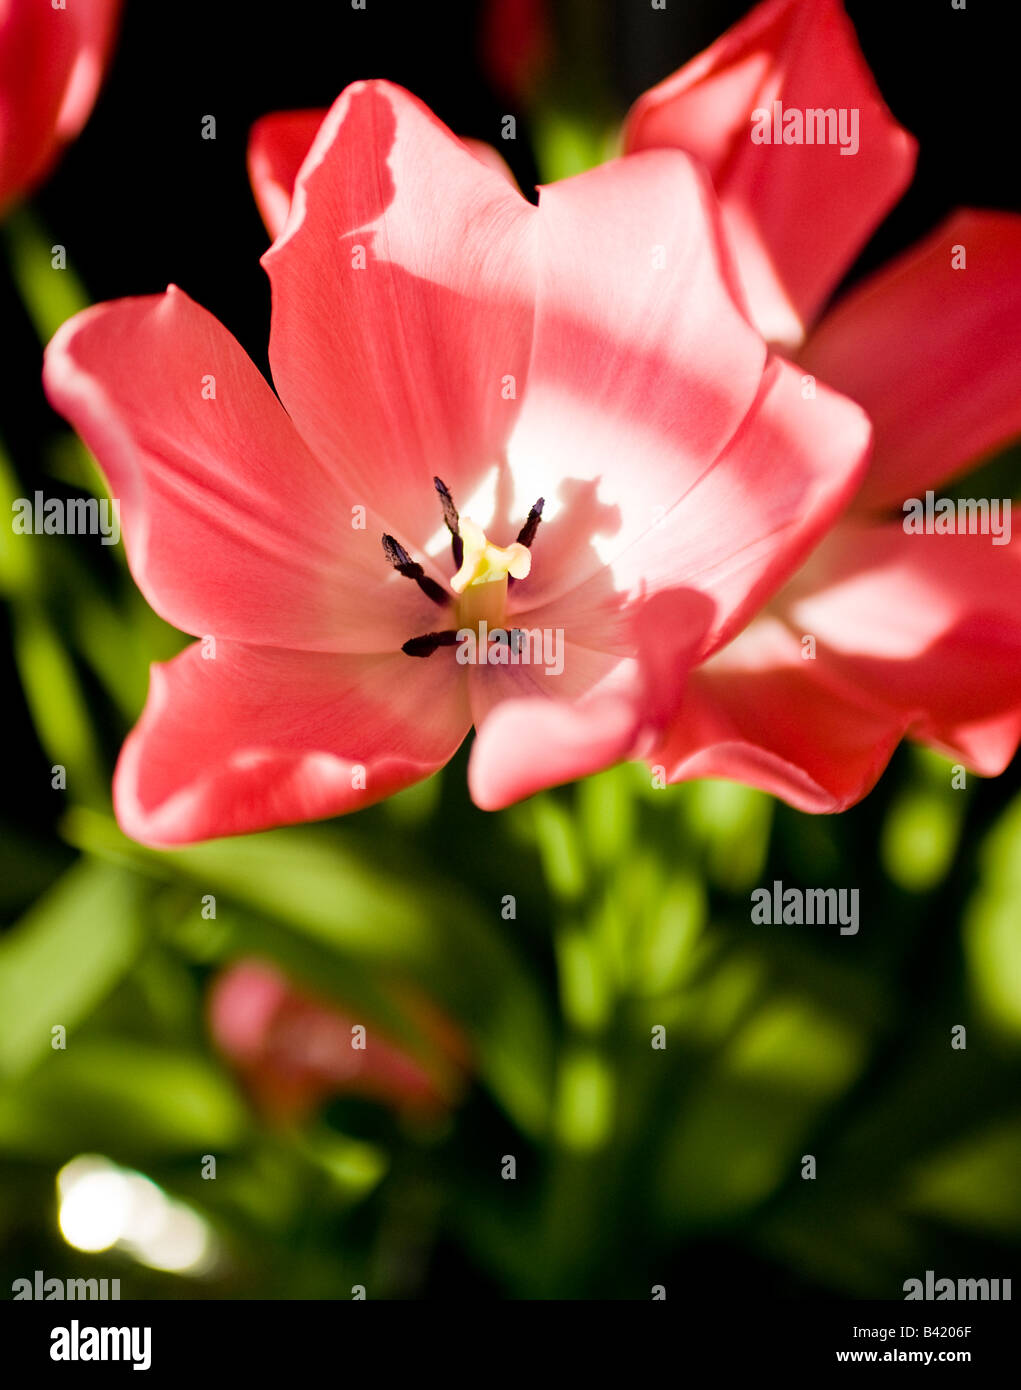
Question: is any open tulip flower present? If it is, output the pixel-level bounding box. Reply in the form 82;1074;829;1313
44;78;873;845
0;0;121;216
208;959;463;1123
622;0;1021;812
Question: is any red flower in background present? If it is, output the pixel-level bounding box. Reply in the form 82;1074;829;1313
625;0;917;351
479;0;551;104
0;0;121;216
208;959;466;1124
624;0;1021;811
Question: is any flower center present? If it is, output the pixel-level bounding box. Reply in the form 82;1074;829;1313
385;479;544;658
451;517;532;632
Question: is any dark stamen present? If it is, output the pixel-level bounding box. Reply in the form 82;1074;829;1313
433;476;463;569
516;497;544;549
381;534;448;606
401;629;460;658
508;497;544;588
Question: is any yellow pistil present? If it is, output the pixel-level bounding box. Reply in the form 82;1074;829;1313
451;517;531;631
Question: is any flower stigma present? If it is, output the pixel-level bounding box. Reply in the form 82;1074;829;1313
451;517;531;631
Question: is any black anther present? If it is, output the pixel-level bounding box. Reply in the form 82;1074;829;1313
381;533;448;606
401;630;460;658
434;476;463;569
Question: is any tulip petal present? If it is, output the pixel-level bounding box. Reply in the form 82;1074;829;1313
623;0;917;346
468;587;713;808
262;80;538;557
659;519;1021;811
652;617;907;813
787;521;1021;767
501;147;768;616
0;0;120;212
53;0;121;139
247;110;518;242
248;109;327;239
44;287;441;652
208;960;450;1120
802;210;1021;510
114;642;471;845
460;137;519;186
514;353;871;660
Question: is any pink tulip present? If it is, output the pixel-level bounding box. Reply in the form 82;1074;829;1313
624;0;1021;811
208;959;464;1123
0;0;121;216
44;79;871;844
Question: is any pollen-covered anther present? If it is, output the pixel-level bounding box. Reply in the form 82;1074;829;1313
381;533;448;605
401;630;459;658
433;475;464;569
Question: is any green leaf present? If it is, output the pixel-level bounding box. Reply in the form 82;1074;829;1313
905;1121;1021;1236
0;1041;248;1159
683;780;773;891
531;109;618;183
11;597;107;804
531;794;586;901
656;996;866;1226
0;859;145;1079
2;205;90;343
0;438;34;596
881;788;963;891
963;787;1021;1038
553;1046;615;1152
